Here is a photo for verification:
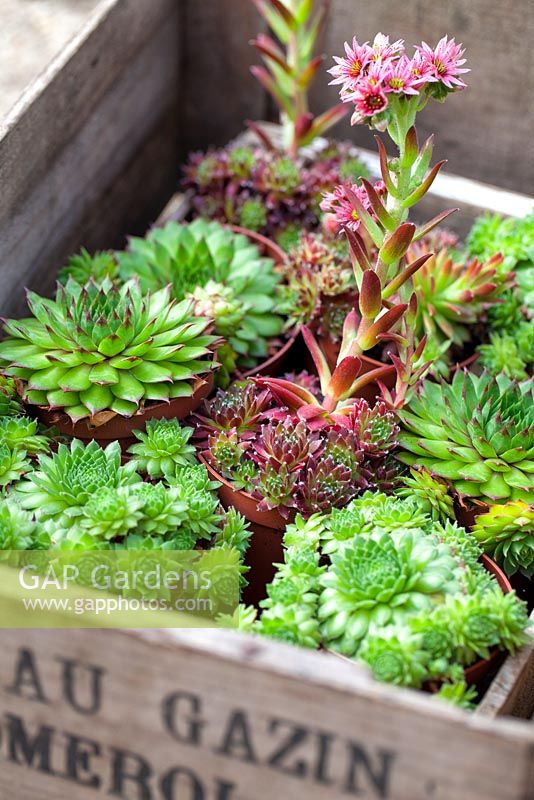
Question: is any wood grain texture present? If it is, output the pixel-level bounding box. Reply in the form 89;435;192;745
309;0;534;194
0;0;182;317
182;0;267;153
0;627;533;800
478;611;534;719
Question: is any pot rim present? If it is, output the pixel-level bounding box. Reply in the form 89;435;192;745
33;372;215;439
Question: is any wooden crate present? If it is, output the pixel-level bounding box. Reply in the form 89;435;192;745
0;3;533;798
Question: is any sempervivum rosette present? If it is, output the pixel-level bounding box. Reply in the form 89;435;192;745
398;372;534;503
472;501;534;578
117;219;284;379
16;439;140;522
319;529;461;657
0;278;218;423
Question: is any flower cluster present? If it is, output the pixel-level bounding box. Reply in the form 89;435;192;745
193;380;399;517
330;33;469;127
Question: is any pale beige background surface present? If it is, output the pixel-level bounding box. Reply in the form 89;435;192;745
0;0;101;117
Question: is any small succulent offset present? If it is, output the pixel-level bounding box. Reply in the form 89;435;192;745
0;443;32;489
396;468;455;522
279;233;357;340
398;371;534;503
0;498;41;550
118;219;284;381
478;323;534;380
472;501;534;579
0;375;23;417
0;416;49;457
59;248;119;285
127;418;197;479
16;439;140;522
193;381;272;440
0;279;219;423
256;525;324;648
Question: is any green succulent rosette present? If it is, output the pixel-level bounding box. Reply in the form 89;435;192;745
319;529;461;657
117;219;284;378
0;498;39;550
396;468;455;522
358;628;429;688
0;442;30;488
0;278;218;423
59;248;119;286
15;439;140;522
0;375;23;417
0;416;49;456
127;418;198;479
130;483;188;539
472;500;534;578
398;372;534;503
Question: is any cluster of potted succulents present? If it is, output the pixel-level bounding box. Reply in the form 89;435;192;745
0;0;531;708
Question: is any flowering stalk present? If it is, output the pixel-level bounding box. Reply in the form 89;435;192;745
250;0;348;155
327;33;468;248
312;33;470;407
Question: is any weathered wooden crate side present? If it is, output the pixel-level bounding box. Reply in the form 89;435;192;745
0;626;533;800
312;0;534;196
478;613;534;719
0;0;183;317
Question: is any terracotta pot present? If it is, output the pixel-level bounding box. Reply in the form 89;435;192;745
240;330;301;379
331;554;512;690
454;495;490;529
34;373;215;448
199;455;291;607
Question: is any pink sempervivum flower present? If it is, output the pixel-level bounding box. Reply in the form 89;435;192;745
369;33;405;63
328;37;372;93
321;184;371;231
409;50;439;87
382;55;422;95
352;77;389;118
416;36;469;89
